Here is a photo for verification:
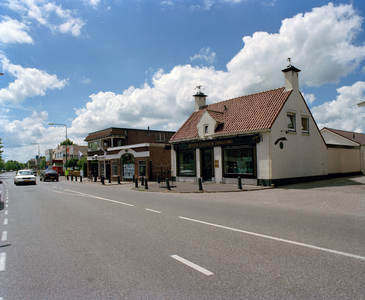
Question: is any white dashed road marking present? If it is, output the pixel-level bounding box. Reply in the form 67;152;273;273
0;253;6;271
145;208;161;213
171;255;214;276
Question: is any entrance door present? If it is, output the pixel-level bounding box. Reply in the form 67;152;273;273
201;148;213;181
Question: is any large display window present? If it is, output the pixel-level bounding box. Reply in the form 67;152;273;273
177;150;195;176
223;147;255;177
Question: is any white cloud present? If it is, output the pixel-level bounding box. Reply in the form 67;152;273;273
84;0;100;8
69;3;365;141
0;16;33;44
302;93;316;105
190;47;216;64
312;81;365;133
5;0;85;36
0;56;68;104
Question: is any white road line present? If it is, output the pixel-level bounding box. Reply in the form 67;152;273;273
0;253;6;271
145;208;161;213
171;255;214;276
62;189;134;207
1;231;7;242
179;216;365;261
3;219;7;225
4;210;8;215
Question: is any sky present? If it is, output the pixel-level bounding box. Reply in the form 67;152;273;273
1;0;365;163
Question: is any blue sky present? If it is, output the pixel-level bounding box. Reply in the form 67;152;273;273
1;0;365;162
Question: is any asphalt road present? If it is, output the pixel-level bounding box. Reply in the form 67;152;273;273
0;172;364;299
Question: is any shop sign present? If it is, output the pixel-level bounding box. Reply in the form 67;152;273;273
174;135;261;151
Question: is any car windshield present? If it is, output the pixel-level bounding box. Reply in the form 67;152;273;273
46;170;58;174
18;171;33;175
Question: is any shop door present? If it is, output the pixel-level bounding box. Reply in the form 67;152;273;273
201;148;213;181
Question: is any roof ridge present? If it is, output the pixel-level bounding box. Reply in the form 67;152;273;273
207;86;286;107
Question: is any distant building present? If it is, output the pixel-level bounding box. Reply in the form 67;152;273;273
170;64;329;186
84;127;175;181
45;144;88;175
321;128;365;175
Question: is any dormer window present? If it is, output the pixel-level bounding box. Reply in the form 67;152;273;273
204;125;209;135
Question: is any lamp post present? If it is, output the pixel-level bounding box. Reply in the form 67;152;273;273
31;143;40;174
49;123;68;174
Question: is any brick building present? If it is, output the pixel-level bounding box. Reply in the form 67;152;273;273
84;127;175;181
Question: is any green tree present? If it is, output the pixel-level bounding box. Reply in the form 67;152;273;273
60;139;74;146
40;157;46;169
64;158;78;169
77;155;87;170
0;138;3;160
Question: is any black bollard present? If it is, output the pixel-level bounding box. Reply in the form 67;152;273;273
67;175;69;180
75;176;77;182
198;177;203;191
80;176;82;183
109;176;111;183
102;176;105;185
118;176;120;184
141;177;144;186
238;176;242;190
94;175;97;182
145;178;148;189
166;178;171;190
157;174;160;184
133;175;135;183
71;175;73;181
135;177;138;188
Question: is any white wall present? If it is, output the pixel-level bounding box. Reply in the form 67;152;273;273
327;147;361;174
269;92;328;180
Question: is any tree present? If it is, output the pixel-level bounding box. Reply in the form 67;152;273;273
0;138;3;160
64;158;78;169
60;139;74;146
77;155;87;170
40;157;46;169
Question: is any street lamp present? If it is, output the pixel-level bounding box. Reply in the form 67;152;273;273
49;123;68;173
31;143;40;174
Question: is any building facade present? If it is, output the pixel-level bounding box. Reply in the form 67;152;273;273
321;127;365;175
84;127;175;181
45;144;88;175
170;64;328;186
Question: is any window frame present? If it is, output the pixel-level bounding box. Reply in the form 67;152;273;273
301;116;310;134
222;146;256;178
287;113;296;132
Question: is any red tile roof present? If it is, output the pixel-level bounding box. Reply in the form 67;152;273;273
170;87;292;141
323;127;365;145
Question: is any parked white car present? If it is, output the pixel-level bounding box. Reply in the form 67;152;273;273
14;170;36;185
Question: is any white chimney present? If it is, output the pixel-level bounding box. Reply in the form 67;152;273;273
193;86;207;112
282;61;301;92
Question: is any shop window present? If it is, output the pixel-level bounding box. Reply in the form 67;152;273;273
287;113;296;132
113;161;118;176
156;134;165;142
139;161;146;177
301;117;309;133
223;147;254;176
177;150;195;176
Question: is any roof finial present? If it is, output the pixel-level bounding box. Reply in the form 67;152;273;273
287;57;292;67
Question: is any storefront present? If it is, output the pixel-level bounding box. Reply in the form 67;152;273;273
173;135;260;183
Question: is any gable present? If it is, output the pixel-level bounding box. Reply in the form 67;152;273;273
321;128;361;146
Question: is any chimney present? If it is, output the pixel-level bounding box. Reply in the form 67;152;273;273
282;59;301;92
193;86;207;112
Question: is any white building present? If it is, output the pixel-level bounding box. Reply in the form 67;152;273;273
321;128;365;175
170;64;329;186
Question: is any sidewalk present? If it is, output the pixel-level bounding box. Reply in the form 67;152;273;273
63;174;365;193
73;177;270;193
